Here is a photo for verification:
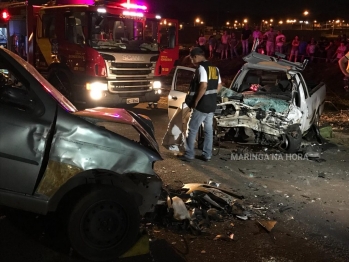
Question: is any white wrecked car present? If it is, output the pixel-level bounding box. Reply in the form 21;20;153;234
167;51;326;153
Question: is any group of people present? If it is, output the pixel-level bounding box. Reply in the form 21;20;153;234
196;28;349;65
288;36;349;63
196;26;288;60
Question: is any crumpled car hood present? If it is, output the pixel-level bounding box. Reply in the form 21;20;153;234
73;107;160;154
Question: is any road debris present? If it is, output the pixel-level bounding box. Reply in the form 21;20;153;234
257;220;277;232
236;215;248;220
213;234;231;241
318;172;326;178
147;180;277;247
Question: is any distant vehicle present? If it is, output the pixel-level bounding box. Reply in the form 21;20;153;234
168;52;326;153
0;0;179;108
0;47;163;261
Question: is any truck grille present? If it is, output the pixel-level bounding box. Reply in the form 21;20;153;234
108;62;154;93
110;80;151;92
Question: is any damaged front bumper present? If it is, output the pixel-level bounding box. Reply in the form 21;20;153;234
215;97;302;136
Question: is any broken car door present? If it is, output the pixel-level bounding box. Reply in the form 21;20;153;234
168;66;195;119
0;59;56;194
294;73;311;132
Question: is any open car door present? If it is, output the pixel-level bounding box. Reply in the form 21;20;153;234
168;66;195;119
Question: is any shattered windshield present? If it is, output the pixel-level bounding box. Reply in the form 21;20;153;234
89;13;159;53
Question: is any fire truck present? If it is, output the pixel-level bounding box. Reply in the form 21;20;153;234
0;0;179;107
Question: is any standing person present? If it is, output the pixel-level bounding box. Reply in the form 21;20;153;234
252;26;263;50
325;40;336;63
180;47;222;162
289;35;300;62
275;30;286;54
241;25;252;56
298;36;308;62
264;26;277;56
306;38;317;62
228;32;239;58
208;35;217;59
332;41;347;63
220;31;229;59
197;33;207;53
338;51;349;90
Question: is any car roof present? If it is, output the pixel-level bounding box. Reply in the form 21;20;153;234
243;52;308;72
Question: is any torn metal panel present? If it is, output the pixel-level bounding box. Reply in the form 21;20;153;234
73;107;160;154
36;160;83;197
182;183;244;200
129;174;162;216
216;99;302;137
45;107;160;175
162;105;191;151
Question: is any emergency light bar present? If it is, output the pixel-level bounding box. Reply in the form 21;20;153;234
1;10;9;20
122;10;144;17
120;2;147;10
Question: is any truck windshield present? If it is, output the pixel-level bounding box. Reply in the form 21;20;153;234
89;13;159;53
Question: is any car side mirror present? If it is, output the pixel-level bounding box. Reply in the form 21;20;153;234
0;86;34;111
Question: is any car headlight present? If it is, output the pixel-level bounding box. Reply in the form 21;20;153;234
86;82;108;100
152;80;161;89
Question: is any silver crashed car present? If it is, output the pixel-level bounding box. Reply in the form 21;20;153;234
0;47;162;261
168;52;326;153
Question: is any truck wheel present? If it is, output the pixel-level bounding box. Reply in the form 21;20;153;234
280;126;302;153
48;70;73;101
68;186;140;261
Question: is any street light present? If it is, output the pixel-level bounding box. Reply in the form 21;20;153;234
302;11;309;29
194;18;200;26
332;20;340;35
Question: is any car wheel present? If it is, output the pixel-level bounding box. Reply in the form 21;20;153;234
280;125;302;153
48;70;73;101
68;186;140;262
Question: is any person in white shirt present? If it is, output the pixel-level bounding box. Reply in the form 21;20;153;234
275;30;286;54
264;26;277;56
252;26;263;50
220;31;229;59
197;33;207;53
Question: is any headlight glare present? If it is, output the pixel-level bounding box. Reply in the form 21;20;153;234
152;80;161;89
86;82;108;91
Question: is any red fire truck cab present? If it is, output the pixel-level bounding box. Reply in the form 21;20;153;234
0;0;179;107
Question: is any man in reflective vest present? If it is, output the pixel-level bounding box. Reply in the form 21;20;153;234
180;47;222;162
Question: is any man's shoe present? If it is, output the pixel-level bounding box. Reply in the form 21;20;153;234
199;155;211;162
177;155;193;162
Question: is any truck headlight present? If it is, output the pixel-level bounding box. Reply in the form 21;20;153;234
152;80;161;89
86;82;108;100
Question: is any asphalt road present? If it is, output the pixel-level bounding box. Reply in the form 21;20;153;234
1;100;349;262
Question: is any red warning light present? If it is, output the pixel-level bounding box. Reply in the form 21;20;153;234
120;2;147;10
2;10;10;20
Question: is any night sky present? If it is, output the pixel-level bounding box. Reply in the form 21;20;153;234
146;0;349;25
